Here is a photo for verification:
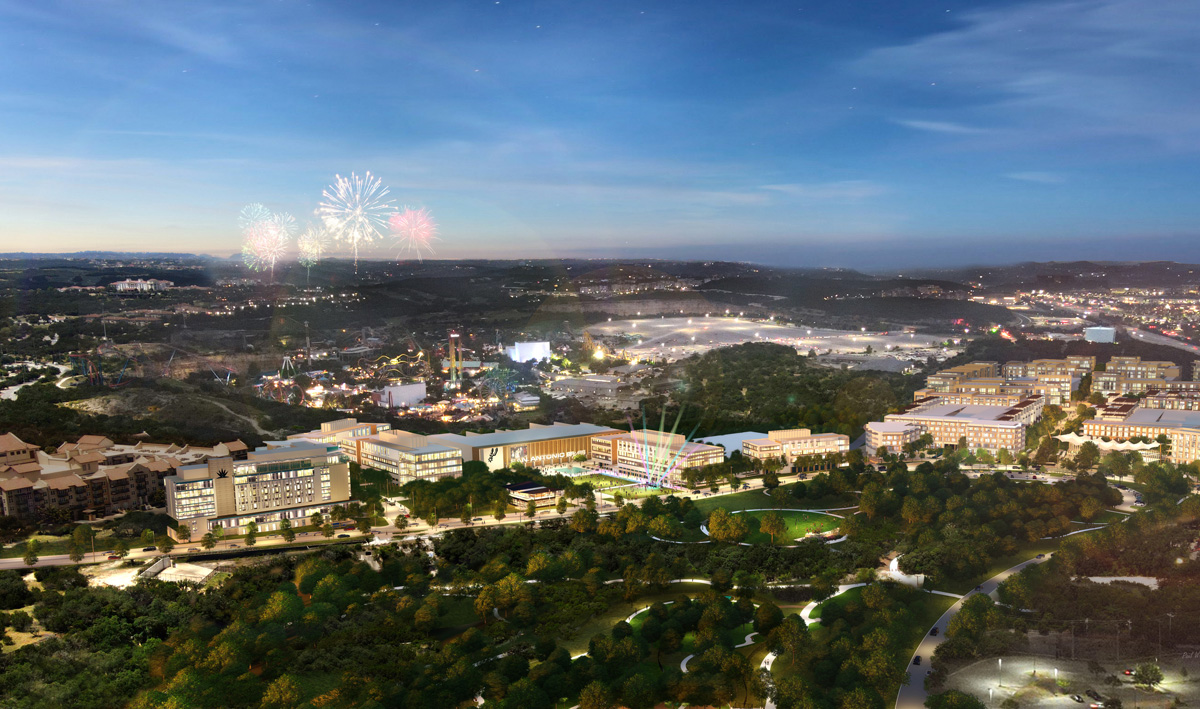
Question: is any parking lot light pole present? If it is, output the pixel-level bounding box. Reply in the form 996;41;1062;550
999;658;1003;687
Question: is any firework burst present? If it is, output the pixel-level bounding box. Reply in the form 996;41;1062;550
296;225;329;268
389;207;439;262
240;207;293;280
317;171;393;271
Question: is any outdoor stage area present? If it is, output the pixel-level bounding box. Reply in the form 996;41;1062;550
586;316;951;361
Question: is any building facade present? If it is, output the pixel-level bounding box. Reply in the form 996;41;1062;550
358;430;463;485
742;429;850;463
165;441;352;539
431;423;620;471
589;430;724;484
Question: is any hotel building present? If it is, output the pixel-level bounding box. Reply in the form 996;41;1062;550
1092;356;1184;395
165;441;352;538
589;429;724;484
742;429;850;463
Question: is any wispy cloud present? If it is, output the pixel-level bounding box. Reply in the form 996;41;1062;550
759;181;887;201
1005;171;1066;184
855;0;1200;150
894;119;990;135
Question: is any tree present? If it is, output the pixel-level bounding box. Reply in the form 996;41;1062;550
525;500;537;522
1001;699;1020;709
763;470;780;491
245;521;258;547
280;518;295;543
770;614;810;666
1133;663;1163;690
708;507;748;544
926;690;987;709
493;498;507;522
201;532;217;550
394;514;408;532
68;542;84;564
613;493;625;509
760;511;787;545
261;674;301;709
578;681;614;709
310;511;324;528
22;539;39;567
322;522;334;538
555;497;568;516
158;535;175;555
112;537;129;559
1076;441;1101;470
140;529;155;546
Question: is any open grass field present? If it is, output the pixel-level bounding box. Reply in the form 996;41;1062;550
809;587;864;620
570;473;630;490
739;509;841;545
690;488;857;516
559;582;713;656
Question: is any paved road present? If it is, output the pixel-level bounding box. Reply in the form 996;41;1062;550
895;554;1055;709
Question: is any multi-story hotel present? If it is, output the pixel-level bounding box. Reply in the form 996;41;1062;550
1003;356;1095;379
358;430;462;484
742;429;850;463
925;362;1000;392
921;360;1079;405
430;422;620;471
165;441;352;539
865;396;1043;454
590;429;724;485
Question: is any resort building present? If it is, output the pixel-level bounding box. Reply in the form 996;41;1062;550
589;429;724;485
1092;356;1184;395
288;418;392;462
925;362;1000;392
430;422;620;471
0;433;243;519
165;440;352;539
1002;356;1095;379
742;429;850;463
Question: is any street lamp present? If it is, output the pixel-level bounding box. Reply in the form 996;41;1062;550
999;658;1003;687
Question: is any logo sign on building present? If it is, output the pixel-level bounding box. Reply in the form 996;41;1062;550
484;446;504;471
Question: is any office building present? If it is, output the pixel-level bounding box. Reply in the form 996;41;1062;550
550;375;622;398
358;430;462;484
742;429;850;463
375;382;427;408
1084;326;1116;343
165;441;352;539
431;422;620;471
589;429;724;484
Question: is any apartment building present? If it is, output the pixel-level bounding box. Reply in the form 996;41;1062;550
1092;357;1184;395
358;430;462;484
1003;356;1095;379
865;396;1043;454
742;429;850;463
589;429;724;485
925;362;1000;392
916;374;1073;406
165;441;352;539
864;421;922;453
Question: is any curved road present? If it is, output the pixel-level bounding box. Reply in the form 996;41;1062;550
895;554;1055;709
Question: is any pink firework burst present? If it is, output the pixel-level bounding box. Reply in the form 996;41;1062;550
389;207;439;262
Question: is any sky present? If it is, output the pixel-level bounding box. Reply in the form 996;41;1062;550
1;0;1199;268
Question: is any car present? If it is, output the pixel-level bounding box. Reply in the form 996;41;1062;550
1070;695;1084;703
142;546;156;552
188;547;200;552
473;517;483;522
337;533;350;538
929;627;939;636
1123;669;1134;675
107;554;121;560
1089;704;1103;709
913;656;922;666
1036;553;1045;559
1086;690;1102;700
229;543;240;548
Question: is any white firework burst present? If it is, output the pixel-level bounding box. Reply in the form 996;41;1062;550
316;171;393;271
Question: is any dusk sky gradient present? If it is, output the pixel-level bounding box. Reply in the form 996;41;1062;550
1;0;1199;268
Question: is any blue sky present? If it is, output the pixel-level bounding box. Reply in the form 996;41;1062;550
1;0;1198;268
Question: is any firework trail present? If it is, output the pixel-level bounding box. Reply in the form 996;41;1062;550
317;171;393;272
389;207;439;262
296;225;329;284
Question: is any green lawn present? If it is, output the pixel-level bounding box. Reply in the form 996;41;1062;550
559;582;713;656
740;510;841;545
1076;509;1128;525
690;488;856;516
809;587;864;620
571;473;630;490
